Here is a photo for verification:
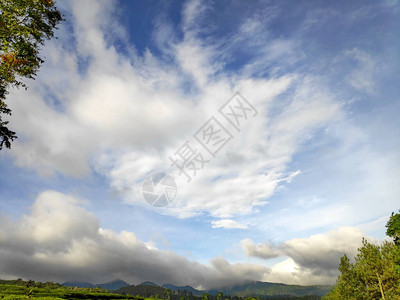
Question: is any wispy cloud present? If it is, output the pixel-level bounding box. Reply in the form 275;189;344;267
7;0;342;223
212;219;248;229
346;48;376;95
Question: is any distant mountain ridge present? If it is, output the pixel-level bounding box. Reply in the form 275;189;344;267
63;279;129;291
162;283;204;295
63;279;331;298
62;281;94;288
207;281;331;297
140;281;160;286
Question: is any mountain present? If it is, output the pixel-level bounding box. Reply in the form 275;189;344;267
62;281;95;288
162;283;204;295
97;279;130;291
63;279;129;291
140;281;160;286
207;281;332;297
118;283;167;298
65;279;331;298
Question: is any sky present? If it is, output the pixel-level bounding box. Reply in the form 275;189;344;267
0;0;399;289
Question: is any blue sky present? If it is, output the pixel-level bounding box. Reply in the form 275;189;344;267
0;0;399;288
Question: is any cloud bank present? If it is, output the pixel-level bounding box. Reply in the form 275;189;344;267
0;191;370;286
241;227;369;282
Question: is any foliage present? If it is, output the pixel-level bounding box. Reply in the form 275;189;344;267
0;100;15;149
386;210;400;246
0;279;326;300
166;289;173;300
208;281;331;298
117;284;168;299
116;283;325;300
0;278;140;299
0;0;63;149
324;211;400;300
201;293;210;300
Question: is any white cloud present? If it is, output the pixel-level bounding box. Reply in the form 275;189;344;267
241;238;280;259
282;227;368;271
5;0;343;223
241;227;371;284
265;258;335;286
212;219;248;229
1;190;369;286
346;48;376;94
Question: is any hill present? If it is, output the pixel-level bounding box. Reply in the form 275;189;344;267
116;281;330;299
99;279;130;291
62;279;331;298
141;281;160;286
162;283;204;295
208;281;331;297
0;278;138;299
63;279;129;291
118;283;168;298
62;281;95;288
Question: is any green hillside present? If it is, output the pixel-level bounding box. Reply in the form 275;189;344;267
116;282;328;299
0;279;329;299
0;279;139;299
208;281;331;297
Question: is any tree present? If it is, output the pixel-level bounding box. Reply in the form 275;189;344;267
325;212;400;299
0;99;14;149
0;0;63;149
386;210;400;246
216;292;223;300
201;293;210;300
385;211;400;284
165;288;172;300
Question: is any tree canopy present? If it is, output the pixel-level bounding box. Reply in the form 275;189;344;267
386;210;400;246
325;211;400;299
0;0;63;149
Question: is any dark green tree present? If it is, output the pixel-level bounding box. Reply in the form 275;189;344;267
386;210;400;246
0;0;63;149
0;99;14;149
201;293;210;300
165;288;172;300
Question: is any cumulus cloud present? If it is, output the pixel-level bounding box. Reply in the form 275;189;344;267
241;227;370;284
281;227;367;272
0;191;269;289
241;239;280;259
1;190;368;286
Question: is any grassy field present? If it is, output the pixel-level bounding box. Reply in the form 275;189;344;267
0;282;143;299
0;279;324;300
